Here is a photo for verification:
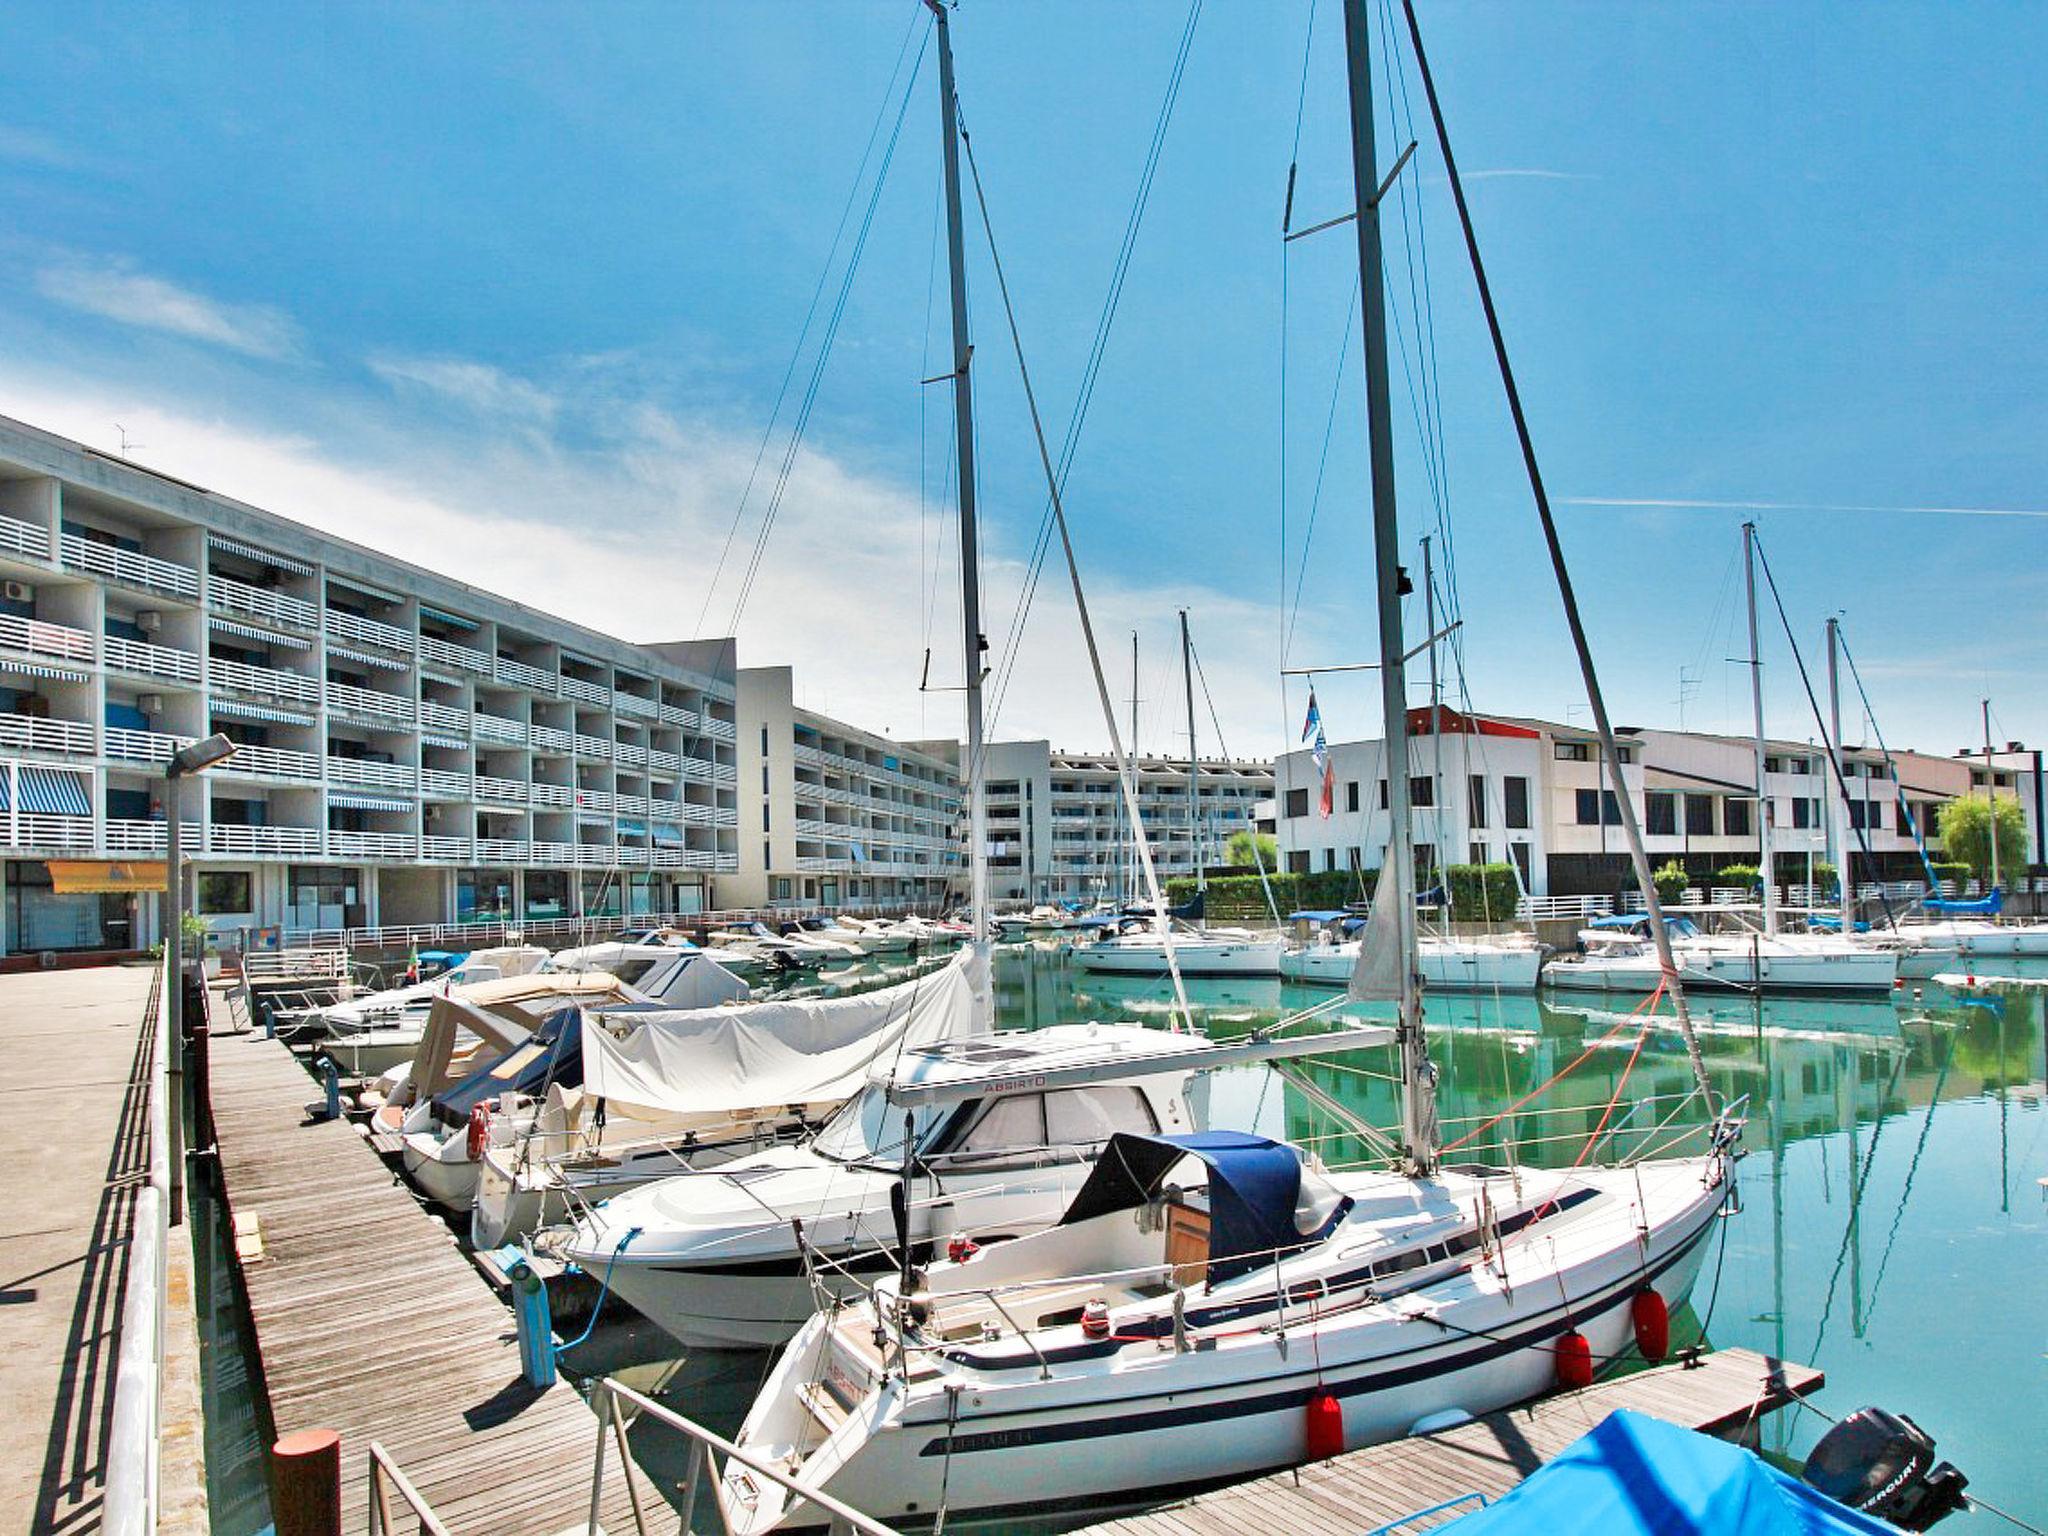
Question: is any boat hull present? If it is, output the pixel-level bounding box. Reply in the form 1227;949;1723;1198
1544;946;1898;995
1280;942;1542;992
1073;939;1285;977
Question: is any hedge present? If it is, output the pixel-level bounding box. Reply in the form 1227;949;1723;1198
1714;863;1761;888
1442;863;1519;923
1165;870;1376;922
1652;860;1690;903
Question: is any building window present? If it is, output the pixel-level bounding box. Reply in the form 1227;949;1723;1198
1645;793;1676;836
1469;842;1487;866
761;802;771;831
773;876;792;900
1575;789;1621;826
760;725;769;754
1468;776;1488;829
1286;849;1310;874
1347;846;1362;869
197;872;252;915
1409;775;1434;808
1684;794;1714;836
1791;797;1811;830
762;841;772;869
1378;779;1389;810
1724;797;1751;837
1345;780;1360;813
1614;745;1635;764
1325;848;1337;872
1509;842;1533;887
1555;742;1591;762
1285;787;1309;819
1504;776;1530;829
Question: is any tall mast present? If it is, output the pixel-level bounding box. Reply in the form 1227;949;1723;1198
1423;535;1445;876
1129;630;1141;910
1181;609;1203;895
928;0;988;947
1826;618;1854;934
1342;0;1436;1173
1984;698;2000;891
1744;522;1778;935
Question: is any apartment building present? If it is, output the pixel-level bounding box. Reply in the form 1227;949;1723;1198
983;740;1272;905
1957;743;2047;870
1274;707;1969;898
0;413;744;955
729;666;961;912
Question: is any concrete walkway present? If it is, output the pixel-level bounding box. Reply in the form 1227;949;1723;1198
0;965;207;1536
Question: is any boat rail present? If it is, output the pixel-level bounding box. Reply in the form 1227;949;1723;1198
366;1441;453;1536
102;955;173;1536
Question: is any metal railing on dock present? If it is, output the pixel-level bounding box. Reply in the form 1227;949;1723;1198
102;954;174;1536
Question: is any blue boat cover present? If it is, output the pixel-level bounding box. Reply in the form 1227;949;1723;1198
1288;909;1350;922
428;1006;583;1129
1058;1131;1351;1284
1926;888;2001;916
1444;1410;1896;1536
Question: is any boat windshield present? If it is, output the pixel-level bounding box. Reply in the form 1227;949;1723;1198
811;1084;951;1166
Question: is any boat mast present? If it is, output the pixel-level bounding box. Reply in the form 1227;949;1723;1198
1341;0;1437;1173
1423;535;1446;880
1744;522;1779;936
1983;697;2000;891
1129;630;1141;911
1827;617;1854;934
928;0;989;948
1181;609;1203;895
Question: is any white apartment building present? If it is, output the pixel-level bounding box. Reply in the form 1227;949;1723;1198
983;740;1272;905
1274;707;1970;898
1957;743;2046;872
730;666;960;912
0;412;748;955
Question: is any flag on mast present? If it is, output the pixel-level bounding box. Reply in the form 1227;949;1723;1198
1306;688;1333;818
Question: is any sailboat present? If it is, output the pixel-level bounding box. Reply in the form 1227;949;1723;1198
718;6;1738;1529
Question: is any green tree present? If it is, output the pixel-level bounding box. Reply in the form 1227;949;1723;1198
1224;828;1278;872
1936;794;2029;886
1652;860;1690;904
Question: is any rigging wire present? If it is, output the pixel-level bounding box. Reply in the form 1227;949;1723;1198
693;1;929;638
1276;0;1318;860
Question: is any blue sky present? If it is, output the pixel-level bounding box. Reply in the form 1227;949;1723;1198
0;2;2040;763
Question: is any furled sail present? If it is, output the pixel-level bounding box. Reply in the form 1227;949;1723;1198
1347;859;1404;1003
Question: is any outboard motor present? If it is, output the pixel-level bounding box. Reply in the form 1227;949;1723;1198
1802;1407;1969;1531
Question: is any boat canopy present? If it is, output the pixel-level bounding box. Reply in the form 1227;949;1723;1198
1926;888;2001;916
1058;1131;1353;1284
1288;909;1349;922
1447;1409;1895;1536
429;1006;583;1130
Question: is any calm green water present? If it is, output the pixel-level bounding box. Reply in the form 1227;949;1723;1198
565;944;2048;1533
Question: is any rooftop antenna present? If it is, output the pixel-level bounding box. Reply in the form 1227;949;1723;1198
1676;666;1700;732
115;424;143;458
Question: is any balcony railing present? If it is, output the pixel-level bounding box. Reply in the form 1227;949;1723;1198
572;787;615;813
475;774;528;804
530;781;573;808
0;714;95;756
701;714;738;742
561;675;609;706
495;657;554;692
473;712;526;744
419;634;492;675
328;830;419;859
207;824;320;856
530;724;573;753
613;691;658;718
647;748;681;774
104;818;197;853
60;534;200;600
221;744;323;781
574;734;612;759
208;656;322;705
474;837;530;862
0;611;96;663
419;701;470;736
207;574;315;629
104;726;196;764
419;767;471;799
0;515;52;562
326;608;413;651
102;634;203;683
420;834;472;861
614;741;649;768
9;812;95;848
328;757;416;790
326;680;415;722
530;839;581;864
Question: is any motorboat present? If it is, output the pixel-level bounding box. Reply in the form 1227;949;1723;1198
1280;927;1543;992
710;922;845;968
1072;916;1285;977
1543;915;1899;995
718;1128;1736;1532
814;915;915;955
560;1019;1393;1349
471;945;989;1249
273;944;549;1043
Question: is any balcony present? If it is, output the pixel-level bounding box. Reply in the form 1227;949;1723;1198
104;726;195;765
530;724;573;753
221;744;323;782
701;714;738;743
560;676;609;707
573;734;612;760
208;574;316;630
9;812;95;849
474;837;530;862
103;634;203;684
530;839;581;864
614;741;648;768
328;757;417;791
419;767;471;799
61;534;200;600
419;634;492;676
209;657;323;706
0;611;96;664
473;712;526;745
420;834;472;861
495;657;555;692
529;781;573;808
572;787;614;814
647;748;681;774
613;691;658;719
0;515;52;563
326;608;413;652
0;714;95;756
326;680;415;724
419;701;470;736
207;824;320;856
104;818;194;853
328;830;419;859
475;775;528;805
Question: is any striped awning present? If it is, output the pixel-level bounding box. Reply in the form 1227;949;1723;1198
328;791;414;813
616;818;648;837
209;534;314;577
0;764;92;815
211;698;316;727
421;734;469;751
650;821;685;845
209;615;311;649
419;605;479;632
328;643;410;671
474;802;525;817
0;660;89;685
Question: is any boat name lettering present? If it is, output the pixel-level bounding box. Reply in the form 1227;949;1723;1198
976;1074;1048;1096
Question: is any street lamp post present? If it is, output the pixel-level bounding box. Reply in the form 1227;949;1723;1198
163;733;236;1223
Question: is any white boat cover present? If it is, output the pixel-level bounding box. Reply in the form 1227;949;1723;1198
579;946;988;1120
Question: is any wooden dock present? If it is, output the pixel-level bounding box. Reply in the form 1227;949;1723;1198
205;1013;675;1535
1072;1346;1824;1536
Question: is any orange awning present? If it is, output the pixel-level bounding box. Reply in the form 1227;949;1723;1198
47;860;168;894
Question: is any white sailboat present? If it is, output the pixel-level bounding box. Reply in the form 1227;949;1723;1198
720;5;1739;1528
1280;927;1543;991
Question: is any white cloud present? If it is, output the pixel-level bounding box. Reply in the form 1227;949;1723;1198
366;355;558;424
0;124;84;171
33;258;299;359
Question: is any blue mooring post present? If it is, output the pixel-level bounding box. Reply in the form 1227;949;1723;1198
510;1259;557;1389
321;1058;340;1121
262;995;276;1040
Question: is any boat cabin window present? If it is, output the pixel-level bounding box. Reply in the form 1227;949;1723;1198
607;956;667;988
811;1085;952;1165
936;1086;1158;1162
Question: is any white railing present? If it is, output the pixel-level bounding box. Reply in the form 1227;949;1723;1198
325;607;413;651
530;724;572;753
418;767;470;798
701;714;737;742
647;747;681;773
208;573;318;630
102;633;202;682
0;713;95;755
573;788;615;813
651;846;689;867
11;812;95;848
495;656;554;692
561;675;609;706
613;690;658;717
224;743;322;780
419;701;470;735
0;514;52;561
206;824;320;856
104;726;195;764
475;774;528;804
328;756;416;790
420;834;472;861
209;656;323;704
473;712;526;744
529;782;572;808
0;610;97;663
614;741;648;767
104;818;180;852
60;533;200;599
530;839;581;864
418;633;491;675
1517;893;1614;921
474;838;530;861
614;793;649;817
328;830;419;859
574;733;612;759
658;703;694;728
709;760;737;785
326;680;415;722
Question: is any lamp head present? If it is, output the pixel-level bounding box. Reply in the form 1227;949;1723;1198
169;733;237;778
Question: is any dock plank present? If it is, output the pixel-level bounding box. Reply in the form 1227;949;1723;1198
205;1022;675;1536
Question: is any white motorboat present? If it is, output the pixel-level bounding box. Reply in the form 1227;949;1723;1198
1073;917;1284;977
711;923;845;968
276;944;549;1042
1543;916;1898;995
819;915;915;955
1280;931;1543;992
471;945;990;1249
560;1019;1392;1349
718;1129;1735;1533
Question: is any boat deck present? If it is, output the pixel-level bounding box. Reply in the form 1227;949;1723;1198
1070;1346;1824;1536
206;1009;674;1535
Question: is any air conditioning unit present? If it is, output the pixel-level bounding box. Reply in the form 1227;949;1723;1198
135;610;162;633
138;694;164;714
2;581;33;603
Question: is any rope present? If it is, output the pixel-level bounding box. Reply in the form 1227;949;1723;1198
555;1224;641;1355
1439;983;1666;1153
